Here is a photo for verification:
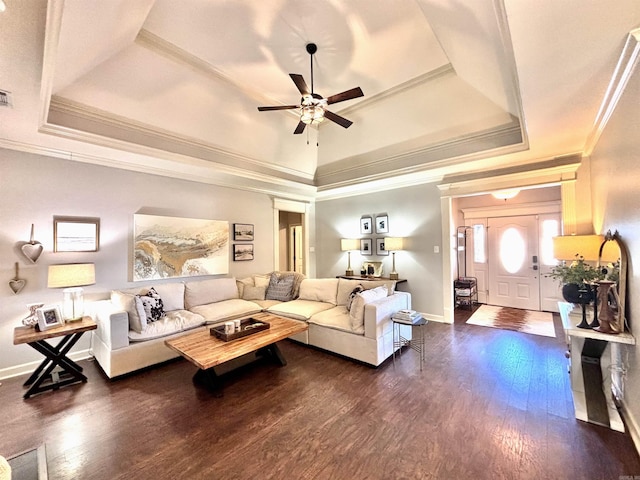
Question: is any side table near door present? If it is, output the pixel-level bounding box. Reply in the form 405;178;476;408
13;317;97;398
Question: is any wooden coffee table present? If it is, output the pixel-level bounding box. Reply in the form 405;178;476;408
165;312;307;394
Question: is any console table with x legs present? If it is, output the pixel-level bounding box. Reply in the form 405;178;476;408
13;317;97;399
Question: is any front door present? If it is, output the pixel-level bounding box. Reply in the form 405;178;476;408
488;215;540;310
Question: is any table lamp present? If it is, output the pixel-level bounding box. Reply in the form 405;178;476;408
47;263;95;321
340;239;360;276
385;237;404;280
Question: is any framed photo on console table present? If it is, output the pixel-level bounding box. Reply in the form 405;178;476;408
36;305;64;330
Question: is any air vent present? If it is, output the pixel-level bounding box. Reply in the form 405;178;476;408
0;90;13;108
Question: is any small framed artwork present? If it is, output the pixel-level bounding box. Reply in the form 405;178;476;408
233;244;254;261
233;223;254;241
375;215;389;234
360;238;372;256
363;261;384;277
376;238;389;256
54;216;100;252
360;217;373;235
36;305;64;331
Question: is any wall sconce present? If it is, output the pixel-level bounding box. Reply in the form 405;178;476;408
385;237;404;280
47;263;95;321
340;239;360;276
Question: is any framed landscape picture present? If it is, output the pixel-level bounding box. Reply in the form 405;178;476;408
54;216;100;252
233;223;254;241
233;243;254;261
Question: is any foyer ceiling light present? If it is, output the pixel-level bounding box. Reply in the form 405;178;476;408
492;189;520;200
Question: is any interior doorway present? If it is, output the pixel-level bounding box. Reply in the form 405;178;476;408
278;211;304;273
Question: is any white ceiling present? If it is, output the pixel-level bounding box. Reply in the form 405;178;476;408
1;1;639;201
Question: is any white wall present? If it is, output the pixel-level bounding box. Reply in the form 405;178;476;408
315;183;444;318
0;149;277;375
588;59;640;446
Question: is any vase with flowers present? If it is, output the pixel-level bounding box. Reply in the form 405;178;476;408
547;255;602;304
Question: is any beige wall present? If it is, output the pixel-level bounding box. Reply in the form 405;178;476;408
588;60;640;443
0;150;278;375
314;183;444;318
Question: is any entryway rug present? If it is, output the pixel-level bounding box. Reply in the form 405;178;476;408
7;445;48;480
466;304;556;338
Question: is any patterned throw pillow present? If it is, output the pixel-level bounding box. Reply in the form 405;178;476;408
347;285;364;312
136;287;165;322
265;273;296;301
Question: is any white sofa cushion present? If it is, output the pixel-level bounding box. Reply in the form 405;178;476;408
184;278;239;309
267;299;334;321
298;278;339;304
128;310;205;342
190;299;261;324
242;285;266;301
308;306;353;334
362;280;396;295
111;290;146;333
151;282;185;311
349;285;388;334
236;277;254;297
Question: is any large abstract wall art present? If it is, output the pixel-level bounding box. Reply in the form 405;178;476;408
133;214;229;281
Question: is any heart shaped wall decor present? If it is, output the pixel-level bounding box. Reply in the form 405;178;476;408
9;278;26;294
21;242;43;263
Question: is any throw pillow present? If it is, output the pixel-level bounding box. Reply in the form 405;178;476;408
136;287;165;322
243;285;267;301
111;290;146;333
349;285;388;334
347;285;364;312
266;272;296;301
253;274;271;288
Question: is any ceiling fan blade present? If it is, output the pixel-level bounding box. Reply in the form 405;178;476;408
257;105;299;111
324;110;353;129
290;74;310;96
293;121;306;134
326;87;364;105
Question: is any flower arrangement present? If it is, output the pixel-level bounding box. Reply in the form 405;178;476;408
547;255;602;285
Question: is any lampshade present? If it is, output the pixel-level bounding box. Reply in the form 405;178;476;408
341;238;360;251
385;237;404;251
552;235;604;261
47;263;96;288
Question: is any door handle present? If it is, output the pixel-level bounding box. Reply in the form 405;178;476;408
532;265;539;271
532;255;538;263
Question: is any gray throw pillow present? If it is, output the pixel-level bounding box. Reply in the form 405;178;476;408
266;273;296;301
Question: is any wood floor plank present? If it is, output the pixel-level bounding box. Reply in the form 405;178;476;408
0;310;639;479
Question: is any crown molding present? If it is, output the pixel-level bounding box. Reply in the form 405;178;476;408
584;28;640;156
47;96;315;183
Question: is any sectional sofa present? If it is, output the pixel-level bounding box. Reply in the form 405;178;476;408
90;273;412;378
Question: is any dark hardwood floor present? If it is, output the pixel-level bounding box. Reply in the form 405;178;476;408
2;309;639;479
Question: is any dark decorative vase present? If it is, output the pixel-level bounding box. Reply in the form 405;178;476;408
562;283;593;329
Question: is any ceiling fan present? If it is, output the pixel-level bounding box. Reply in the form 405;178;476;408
257;43;364;134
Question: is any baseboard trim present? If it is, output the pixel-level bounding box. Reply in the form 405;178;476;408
621;400;640;456
0;349;93;381
421;312;447;324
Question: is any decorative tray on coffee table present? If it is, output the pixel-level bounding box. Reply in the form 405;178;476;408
210;317;270;342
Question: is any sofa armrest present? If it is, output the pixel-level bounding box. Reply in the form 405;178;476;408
363;291;411;339
90;300;130;350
